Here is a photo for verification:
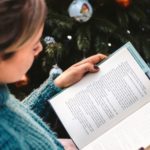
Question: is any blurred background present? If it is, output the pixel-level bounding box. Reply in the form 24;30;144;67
9;0;150;137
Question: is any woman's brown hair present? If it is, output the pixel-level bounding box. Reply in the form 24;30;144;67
0;0;47;51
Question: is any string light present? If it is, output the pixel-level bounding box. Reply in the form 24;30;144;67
127;30;131;34
67;35;72;40
108;43;112;47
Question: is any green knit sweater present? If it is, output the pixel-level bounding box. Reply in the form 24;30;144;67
0;77;64;150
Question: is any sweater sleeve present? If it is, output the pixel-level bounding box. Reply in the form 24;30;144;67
22;77;62;116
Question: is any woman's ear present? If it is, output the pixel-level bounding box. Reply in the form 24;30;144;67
33;42;43;57
0;52;3;61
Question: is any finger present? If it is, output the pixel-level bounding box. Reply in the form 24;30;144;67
76;62;100;75
82;53;106;64
58;139;78;149
73;54;107;67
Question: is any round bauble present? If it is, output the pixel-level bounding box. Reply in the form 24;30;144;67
68;0;93;22
49;64;63;80
115;0;131;8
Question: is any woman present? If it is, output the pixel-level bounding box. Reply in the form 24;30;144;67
0;0;106;149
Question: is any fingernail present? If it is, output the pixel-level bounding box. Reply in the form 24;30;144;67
94;65;99;70
139;147;144;150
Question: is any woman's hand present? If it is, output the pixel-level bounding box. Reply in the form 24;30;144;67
58;139;78;150
54;54;107;89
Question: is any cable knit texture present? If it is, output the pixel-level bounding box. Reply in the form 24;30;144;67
0;77;64;150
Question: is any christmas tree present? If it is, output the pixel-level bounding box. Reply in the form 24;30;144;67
10;0;150;103
43;0;150;70
31;0;149;83
9;0;150;138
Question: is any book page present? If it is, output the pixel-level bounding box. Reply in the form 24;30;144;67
50;43;150;149
82;102;150;150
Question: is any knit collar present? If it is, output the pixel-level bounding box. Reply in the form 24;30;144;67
0;84;9;106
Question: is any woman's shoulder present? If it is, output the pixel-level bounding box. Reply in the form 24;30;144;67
0;117;25;149
0;119;14;138
0;98;22;129
0;105;17;128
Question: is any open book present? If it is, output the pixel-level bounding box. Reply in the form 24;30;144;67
49;42;150;150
